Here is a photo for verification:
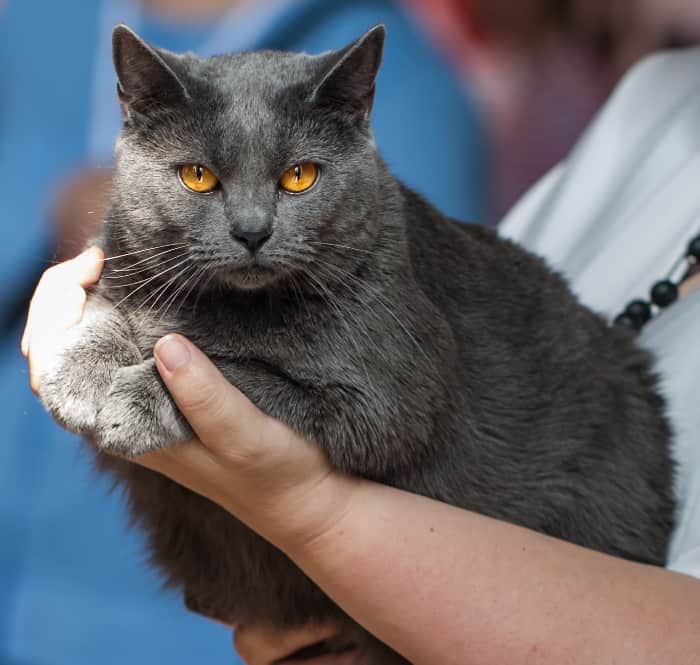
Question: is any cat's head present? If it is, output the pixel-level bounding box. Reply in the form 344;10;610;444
110;24;390;292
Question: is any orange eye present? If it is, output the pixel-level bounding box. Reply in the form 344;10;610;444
279;163;319;194
178;164;219;193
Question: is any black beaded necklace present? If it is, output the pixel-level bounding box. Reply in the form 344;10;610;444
614;234;700;332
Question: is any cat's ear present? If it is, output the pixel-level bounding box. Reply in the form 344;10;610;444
311;25;386;119
112;24;190;120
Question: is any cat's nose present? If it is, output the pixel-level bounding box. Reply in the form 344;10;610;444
230;226;272;254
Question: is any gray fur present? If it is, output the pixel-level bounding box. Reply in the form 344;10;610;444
39;25;675;664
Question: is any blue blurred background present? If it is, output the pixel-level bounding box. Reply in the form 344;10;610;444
1;0;697;662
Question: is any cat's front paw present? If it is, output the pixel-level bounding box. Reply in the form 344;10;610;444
95;360;192;457
39;349;115;434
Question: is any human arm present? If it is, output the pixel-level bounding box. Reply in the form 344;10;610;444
24;246;200;457
24;252;700;665
146;331;700;665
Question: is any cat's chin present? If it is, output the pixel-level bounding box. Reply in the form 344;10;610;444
215;264;283;291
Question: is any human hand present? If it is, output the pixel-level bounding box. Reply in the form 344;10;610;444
23;251;365;663
140;332;356;552
23;249;356;553
234;621;364;665
22;247;105;392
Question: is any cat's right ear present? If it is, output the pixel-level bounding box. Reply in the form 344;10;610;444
112;24;189;121
311;25;386;120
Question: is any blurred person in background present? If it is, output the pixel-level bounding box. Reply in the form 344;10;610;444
0;1;485;664
565;0;700;80
465;0;604;220
406;0;700;221
403;0;602;220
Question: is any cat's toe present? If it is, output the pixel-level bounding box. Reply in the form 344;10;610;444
40;377;101;434
95;386;166;457
38;357;106;434
94;363;191;457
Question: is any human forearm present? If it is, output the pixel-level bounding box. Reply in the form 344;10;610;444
25;273;700;665
141;334;700;665
283;479;700;665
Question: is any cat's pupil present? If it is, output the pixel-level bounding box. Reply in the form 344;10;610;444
195;165;204;181
294;165;301;181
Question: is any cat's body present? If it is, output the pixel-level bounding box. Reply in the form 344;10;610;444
39;25;675;663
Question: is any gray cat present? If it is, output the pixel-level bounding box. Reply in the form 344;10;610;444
38;24;675;664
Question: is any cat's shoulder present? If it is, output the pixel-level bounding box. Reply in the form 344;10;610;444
400;185;547;269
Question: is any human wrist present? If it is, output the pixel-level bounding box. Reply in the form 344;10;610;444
247;469;363;558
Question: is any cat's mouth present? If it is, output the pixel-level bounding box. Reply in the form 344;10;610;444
213;258;283;291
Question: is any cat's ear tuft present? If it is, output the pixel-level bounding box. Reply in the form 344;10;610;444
112;24;189;120
312;25;386;119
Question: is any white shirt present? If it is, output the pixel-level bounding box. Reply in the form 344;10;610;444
499;47;700;577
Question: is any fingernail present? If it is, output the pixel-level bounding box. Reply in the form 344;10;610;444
155;335;190;372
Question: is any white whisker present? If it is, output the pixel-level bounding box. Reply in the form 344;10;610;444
101;252;190;282
300;266;379;402
110;245;189;272
313;260;432;367
102;242;186;262
112;256;192;310
160;265;208;322
136;263;193;317
310;241;379;257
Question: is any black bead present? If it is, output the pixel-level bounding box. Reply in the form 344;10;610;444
650;279;678;308
625;300;651;328
624;299;652;327
614;313;638;330
688;235;700;261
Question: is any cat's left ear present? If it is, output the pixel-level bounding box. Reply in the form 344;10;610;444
112;24;190;120
311;25;386;119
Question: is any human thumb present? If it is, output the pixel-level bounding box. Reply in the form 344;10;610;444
151;334;347;551
153;334;269;460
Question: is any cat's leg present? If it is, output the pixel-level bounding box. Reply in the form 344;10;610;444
94;358;192;456
213;361;433;480
38;294;141;434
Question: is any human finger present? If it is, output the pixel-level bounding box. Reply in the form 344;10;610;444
136;439;237;511
24;247;104;392
26;285;86;394
21;246;104;357
150;334;349;552
234;621;340;665
152;334;271;462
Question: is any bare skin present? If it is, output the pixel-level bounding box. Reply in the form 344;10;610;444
24;250;700;665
